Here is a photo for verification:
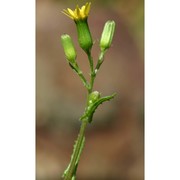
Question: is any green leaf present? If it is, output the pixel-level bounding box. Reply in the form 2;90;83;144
80;93;116;123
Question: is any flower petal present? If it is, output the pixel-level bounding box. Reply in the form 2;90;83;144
77;5;80;16
62;10;74;19
67;8;75;17
84;2;91;16
62;2;91;21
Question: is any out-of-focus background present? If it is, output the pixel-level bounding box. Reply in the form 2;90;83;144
36;0;144;179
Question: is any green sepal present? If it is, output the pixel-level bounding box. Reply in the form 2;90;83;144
75;19;93;53
80;93;116;123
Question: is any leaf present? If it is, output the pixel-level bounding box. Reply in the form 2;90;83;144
80;93;116;123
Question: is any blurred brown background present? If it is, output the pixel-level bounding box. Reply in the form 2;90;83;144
36;0;144;179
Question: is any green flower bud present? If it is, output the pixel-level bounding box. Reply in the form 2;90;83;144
88;91;101;105
61;34;77;64
100;20;115;51
75;20;93;53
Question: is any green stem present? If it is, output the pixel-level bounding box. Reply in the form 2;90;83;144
69;63;90;91
63;50;107;180
95;50;106;72
64;119;88;180
77;70;90;90
87;51;95;93
63;51;95;179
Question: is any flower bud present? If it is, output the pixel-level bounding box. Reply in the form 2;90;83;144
61;34;77;64
75;20;93;53
88;91;101;105
100;20;115;51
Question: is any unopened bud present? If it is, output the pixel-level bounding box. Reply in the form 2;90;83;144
100;20;115;51
61;34;77;64
88;91;101;105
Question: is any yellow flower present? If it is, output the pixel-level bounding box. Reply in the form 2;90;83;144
62;2;91;21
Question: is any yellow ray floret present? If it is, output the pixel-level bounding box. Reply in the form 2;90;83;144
62;2;91;21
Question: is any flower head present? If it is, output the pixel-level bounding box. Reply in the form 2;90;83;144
100;20;116;51
62;2;91;21
61;34;77;64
